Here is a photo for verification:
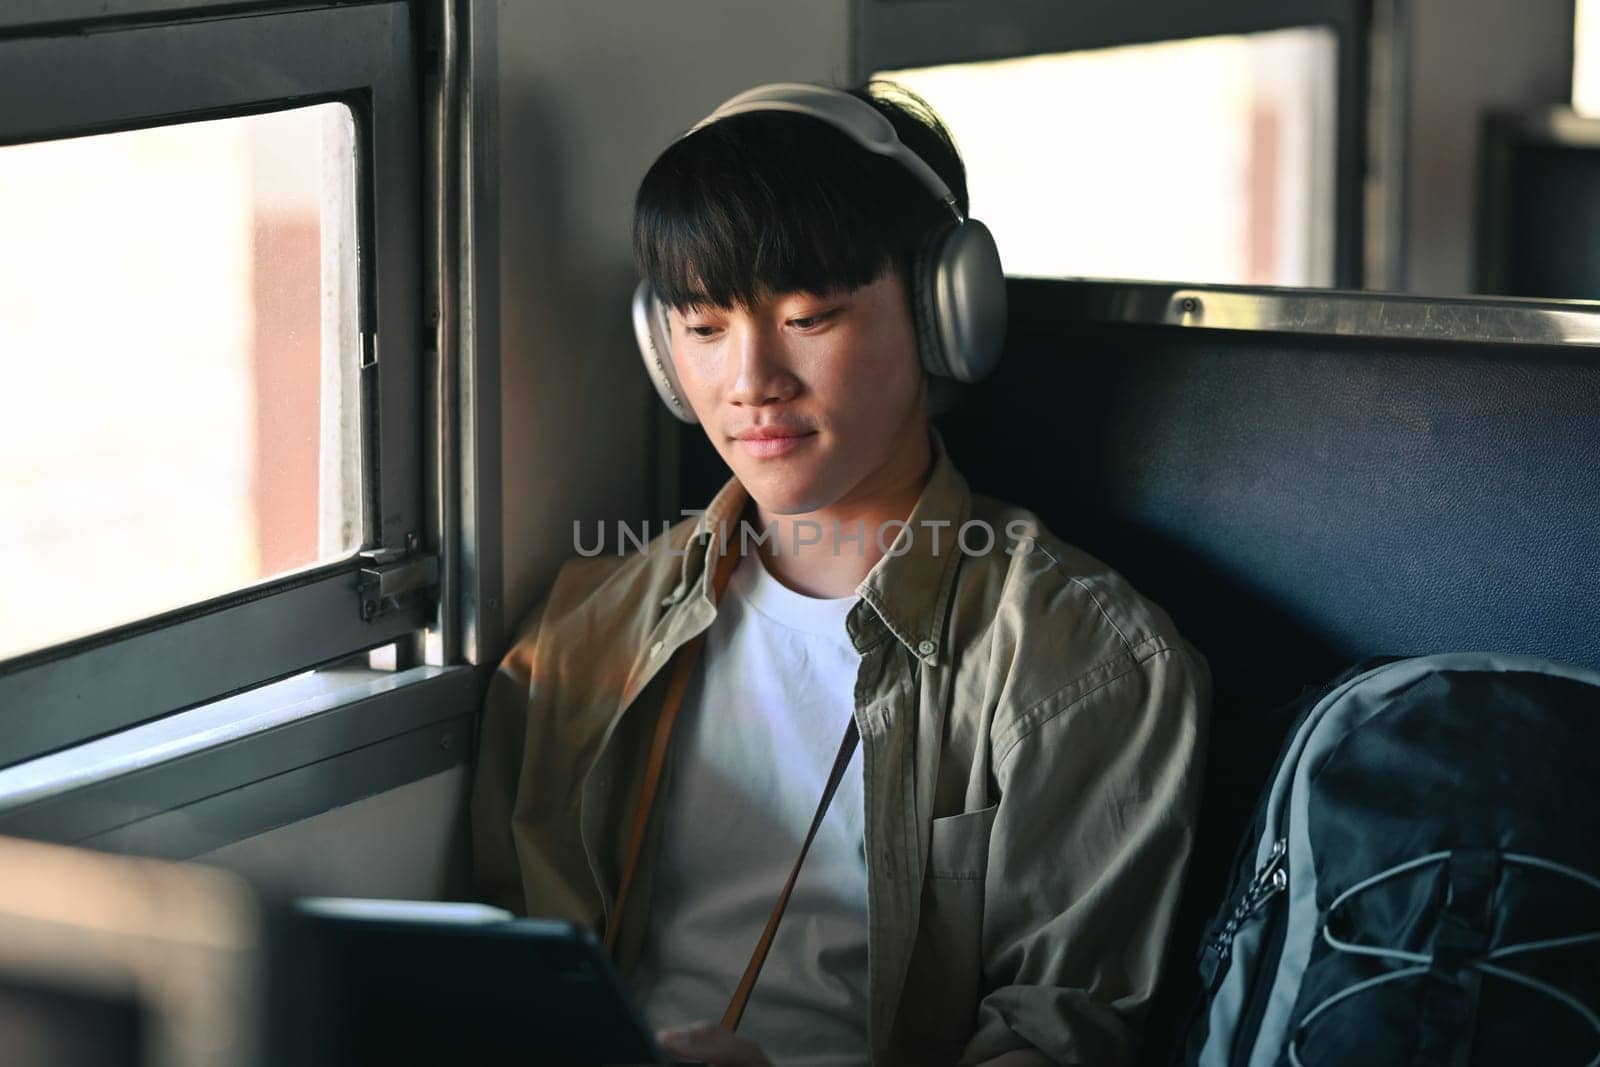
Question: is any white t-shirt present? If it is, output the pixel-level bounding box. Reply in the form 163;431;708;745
631;550;869;1066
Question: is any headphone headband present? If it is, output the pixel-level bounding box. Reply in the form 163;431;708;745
689;82;964;224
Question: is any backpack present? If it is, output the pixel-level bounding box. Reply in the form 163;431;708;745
1185;652;1600;1066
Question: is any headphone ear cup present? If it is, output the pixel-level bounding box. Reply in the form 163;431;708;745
631;280;699;424
910;225;954;379
922;220;1007;383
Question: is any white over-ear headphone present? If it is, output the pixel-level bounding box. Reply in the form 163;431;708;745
631;82;1008;424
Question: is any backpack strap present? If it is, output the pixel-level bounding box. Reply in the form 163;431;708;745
722;716;860;1030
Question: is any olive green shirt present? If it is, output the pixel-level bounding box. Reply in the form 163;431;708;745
470;437;1210;1065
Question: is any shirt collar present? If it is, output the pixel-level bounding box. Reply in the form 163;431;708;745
852;429;970;665
674;469;749;607
677;428;971;665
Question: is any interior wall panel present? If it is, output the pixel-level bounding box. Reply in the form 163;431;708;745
195;767;471;901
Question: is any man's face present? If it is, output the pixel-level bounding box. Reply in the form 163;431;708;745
668;269;928;518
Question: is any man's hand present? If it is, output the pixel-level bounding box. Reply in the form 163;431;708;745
656;1022;774;1067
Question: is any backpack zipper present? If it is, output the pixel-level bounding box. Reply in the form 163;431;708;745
1209;837;1289;966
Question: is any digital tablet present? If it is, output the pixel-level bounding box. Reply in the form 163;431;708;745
293;898;680;1066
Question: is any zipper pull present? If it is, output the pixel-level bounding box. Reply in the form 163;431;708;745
1246;862;1289;917
1239;839;1289;916
1205;838;1290;974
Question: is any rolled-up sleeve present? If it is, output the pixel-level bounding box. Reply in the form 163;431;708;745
961;642;1210;1066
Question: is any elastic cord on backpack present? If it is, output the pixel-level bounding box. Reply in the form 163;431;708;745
1285;849;1600;1067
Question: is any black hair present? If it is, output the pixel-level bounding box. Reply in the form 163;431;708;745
632;80;967;311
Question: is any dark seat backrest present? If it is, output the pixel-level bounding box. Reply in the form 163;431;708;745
942;281;1600;709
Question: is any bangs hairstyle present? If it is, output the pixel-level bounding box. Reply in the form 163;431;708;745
632;81;968;311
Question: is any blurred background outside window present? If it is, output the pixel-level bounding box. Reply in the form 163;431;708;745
0;103;361;663
878;26;1338;287
1573;0;1600;116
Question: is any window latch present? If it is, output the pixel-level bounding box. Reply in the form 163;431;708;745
357;546;440;622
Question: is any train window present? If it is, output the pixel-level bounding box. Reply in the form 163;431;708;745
876;26;1337;287
0;104;361;664
0;3;433;771
862;0;1588;298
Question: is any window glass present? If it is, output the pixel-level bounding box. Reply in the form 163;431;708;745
1575;0;1600;116
0;103;361;662
877;26;1338;286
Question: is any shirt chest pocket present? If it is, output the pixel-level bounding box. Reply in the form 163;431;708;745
926;802;998;881
895;803;1000;1059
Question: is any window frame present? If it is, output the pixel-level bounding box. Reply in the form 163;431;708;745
852;0;1371;288
0;2;429;766
1476;107;1600;299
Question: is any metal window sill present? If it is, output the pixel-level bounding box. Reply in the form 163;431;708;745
0;661;489;857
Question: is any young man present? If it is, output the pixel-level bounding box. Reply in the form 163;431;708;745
471;82;1209;1066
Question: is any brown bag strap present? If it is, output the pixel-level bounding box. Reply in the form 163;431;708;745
720;714;859;1031
605;542;742;958
605;541;864;1033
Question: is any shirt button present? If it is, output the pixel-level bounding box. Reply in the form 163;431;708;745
650;640;664;657
917;639;936;656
